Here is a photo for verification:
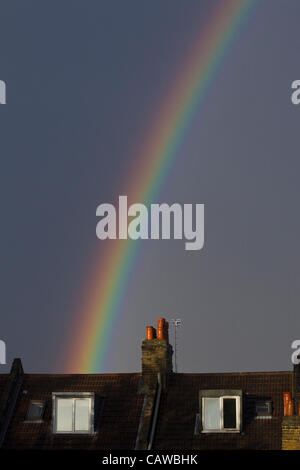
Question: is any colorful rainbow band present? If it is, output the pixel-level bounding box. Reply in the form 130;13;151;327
65;0;258;373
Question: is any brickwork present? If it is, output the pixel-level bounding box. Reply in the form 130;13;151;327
282;416;300;450
141;338;173;392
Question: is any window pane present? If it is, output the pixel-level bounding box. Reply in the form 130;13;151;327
203;398;220;430
256;401;271;415
223;398;236;429
256;404;267;413
56;398;73;432
74;399;90;431
27;402;44;419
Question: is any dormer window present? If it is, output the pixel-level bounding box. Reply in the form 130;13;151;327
197;390;242;433
52;393;94;434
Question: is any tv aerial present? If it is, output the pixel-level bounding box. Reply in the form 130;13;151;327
170;318;182;373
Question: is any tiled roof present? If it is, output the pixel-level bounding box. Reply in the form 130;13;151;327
0;375;8;394
2;373;144;450
153;371;292;450
0;370;293;450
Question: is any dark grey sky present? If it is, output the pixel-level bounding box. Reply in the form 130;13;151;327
1;0;300;374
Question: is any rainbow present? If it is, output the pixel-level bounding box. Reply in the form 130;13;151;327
66;0;258;373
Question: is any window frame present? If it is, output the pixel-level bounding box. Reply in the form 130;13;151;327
199;390;242;434
52;392;95;435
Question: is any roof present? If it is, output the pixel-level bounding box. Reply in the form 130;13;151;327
0;370;293;450
0;375;8;395
1;373;144;450
153;371;292;450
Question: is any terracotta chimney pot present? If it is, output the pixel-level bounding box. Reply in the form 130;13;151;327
287;400;295;416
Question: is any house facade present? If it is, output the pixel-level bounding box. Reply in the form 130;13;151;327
0;318;299;450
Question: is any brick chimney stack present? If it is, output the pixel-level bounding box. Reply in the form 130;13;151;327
141;318;173;393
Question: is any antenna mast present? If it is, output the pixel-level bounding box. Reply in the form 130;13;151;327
170;318;182;373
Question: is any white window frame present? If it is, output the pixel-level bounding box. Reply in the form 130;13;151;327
202;395;241;433
52;392;95;435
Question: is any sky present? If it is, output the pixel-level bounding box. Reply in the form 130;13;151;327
1;0;300;374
